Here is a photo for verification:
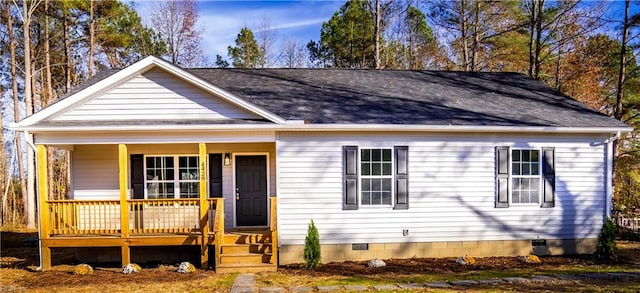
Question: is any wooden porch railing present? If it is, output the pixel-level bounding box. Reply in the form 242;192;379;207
129;199;200;234
46;198;224;236
49;200;121;235
209;198;225;266
270;196;278;265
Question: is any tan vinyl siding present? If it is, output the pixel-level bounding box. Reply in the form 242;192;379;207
276;132;608;246
52;68;259;121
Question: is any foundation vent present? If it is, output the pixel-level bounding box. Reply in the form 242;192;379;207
532;239;547;246
352;243;369;251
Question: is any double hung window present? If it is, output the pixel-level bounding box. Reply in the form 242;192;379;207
360;149;393;205
511;149;541;204
343;146;408;210
145;155;199;199
495;146;555;208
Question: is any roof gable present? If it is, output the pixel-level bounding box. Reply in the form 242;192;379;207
51;68;261;121
15;56;285;127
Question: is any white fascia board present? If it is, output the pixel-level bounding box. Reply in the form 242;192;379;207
14;56;286;127
13;123;633;134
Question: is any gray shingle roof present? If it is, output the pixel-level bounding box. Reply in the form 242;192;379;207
189;69;627;128
41;67;628;128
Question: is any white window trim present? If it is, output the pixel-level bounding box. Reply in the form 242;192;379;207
143;154;200;199
509;148;542;206
358;147;394;207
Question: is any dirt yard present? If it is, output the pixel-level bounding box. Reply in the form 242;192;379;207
2;231;639;292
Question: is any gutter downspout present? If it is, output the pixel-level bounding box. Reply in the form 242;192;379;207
605;131;621;219
24;131;43;271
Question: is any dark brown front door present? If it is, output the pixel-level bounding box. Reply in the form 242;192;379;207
235;155;268;226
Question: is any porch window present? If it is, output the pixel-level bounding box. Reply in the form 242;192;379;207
145;156;199;199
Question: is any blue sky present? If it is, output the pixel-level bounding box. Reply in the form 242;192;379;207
132;0;630;65
135;1;343;63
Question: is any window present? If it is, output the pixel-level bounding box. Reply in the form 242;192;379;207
495;146;555;208
145;156;199;199
343;146;408;210
360;148;393;205
510;149;541;204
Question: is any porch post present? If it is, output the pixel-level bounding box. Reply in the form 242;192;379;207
118;144;130;265
37;144;51;270
198;143;209;269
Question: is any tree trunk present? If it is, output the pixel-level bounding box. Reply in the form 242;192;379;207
460;0;470;71
470;0;480;72
374;0;381;69
6;0;28;227
615;0;629;120
0;85;6;224
534;0;544;80
88;0;95;77
528;0;538;78
44;0;53;104
64;8;72;93
23;0;38;229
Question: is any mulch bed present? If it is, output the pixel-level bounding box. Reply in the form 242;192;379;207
281;255;605;276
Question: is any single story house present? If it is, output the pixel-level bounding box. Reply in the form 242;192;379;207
12;56;631;272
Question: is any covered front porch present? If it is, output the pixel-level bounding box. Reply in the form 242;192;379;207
36;142;278;272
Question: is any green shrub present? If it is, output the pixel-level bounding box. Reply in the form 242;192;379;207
595;217;617;260
303;219;321;269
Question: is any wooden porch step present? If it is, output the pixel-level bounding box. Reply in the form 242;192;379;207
223;232;271;245
221;243;272;254
219;252;272;265
215;263;277;273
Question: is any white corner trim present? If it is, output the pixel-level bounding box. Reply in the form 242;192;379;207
15;56;286;127
605;131;621;219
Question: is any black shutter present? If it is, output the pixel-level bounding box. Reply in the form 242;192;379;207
130;154;144;199
343;146;358;210
209;154;223;198
394;146;409;210
495;146;509;208
541;147;555;208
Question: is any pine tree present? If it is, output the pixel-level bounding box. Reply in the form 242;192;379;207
228;27;263;68
303;220;321;269
595;217;617;260
319;0;375;68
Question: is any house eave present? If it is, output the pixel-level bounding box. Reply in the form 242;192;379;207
11;123;633;135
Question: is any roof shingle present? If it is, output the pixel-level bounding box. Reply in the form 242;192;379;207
189;69;626;128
